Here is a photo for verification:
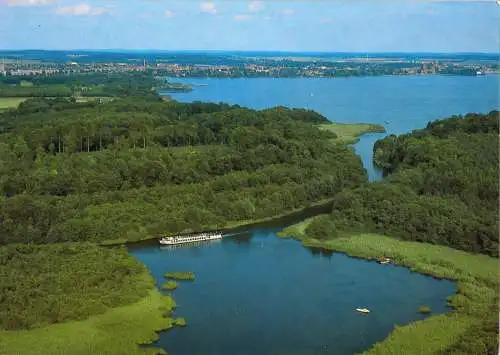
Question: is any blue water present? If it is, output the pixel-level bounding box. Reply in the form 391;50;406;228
132;75;499;355
131;231;455;355
162;75;499;180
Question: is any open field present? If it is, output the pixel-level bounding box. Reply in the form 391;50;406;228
318;122;386;144
279;218;499;355
0;97;28;111
0;96;115;111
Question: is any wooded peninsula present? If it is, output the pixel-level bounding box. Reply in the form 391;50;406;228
0;92;383;354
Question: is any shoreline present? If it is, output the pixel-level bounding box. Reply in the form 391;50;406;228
118;197;335;248
108;123;383;248
161;73;499;81
278;216;498;354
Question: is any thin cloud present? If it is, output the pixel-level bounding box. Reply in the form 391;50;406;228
164;9;176;18
200;2;216;14
319;18;333;24
6;0;53;6
56;3;108;16
248;1;263;13
234;14;252;21
281;9;294;16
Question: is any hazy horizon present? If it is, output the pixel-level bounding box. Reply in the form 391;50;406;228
0;49;498;55
1;1;498;53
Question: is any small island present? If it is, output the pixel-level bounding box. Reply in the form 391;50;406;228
164;272;196;281
173;317;187;327
419;305;431;314
162;281;178;290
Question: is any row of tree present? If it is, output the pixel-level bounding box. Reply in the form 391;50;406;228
0;72;179;98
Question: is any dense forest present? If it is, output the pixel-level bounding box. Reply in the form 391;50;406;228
0;72;190;98
0;96;366;245
304;110;499;256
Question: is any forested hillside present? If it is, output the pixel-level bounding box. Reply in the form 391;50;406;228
0;97;366;245
305;110;499;256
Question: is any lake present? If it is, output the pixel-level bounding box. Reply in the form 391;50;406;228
132;75;498;355
131;229;455;355
161;75;499;180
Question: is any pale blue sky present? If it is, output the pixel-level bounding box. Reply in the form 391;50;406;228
1;0;498;52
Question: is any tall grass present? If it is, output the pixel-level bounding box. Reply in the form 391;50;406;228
164;272;195;281
0;288;175;355
162;281;178;290
276;218;314;238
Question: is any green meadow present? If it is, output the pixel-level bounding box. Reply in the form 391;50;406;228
318;122;386;144
0;97;28;111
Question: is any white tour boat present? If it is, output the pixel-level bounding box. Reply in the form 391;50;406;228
159;232;223;245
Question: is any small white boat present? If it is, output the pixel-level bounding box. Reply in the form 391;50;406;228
159;232;223;245
379;257;391;265
356;308;370;314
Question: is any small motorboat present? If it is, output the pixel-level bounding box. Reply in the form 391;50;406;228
379;257;391;265
356;308;370;314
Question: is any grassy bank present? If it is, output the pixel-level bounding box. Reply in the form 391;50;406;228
276;217;315;239
0;288;175;355
219;197;334;230
278;217;499;355
318;122;386;144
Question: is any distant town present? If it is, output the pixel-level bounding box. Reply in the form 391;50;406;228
0;50;498;78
